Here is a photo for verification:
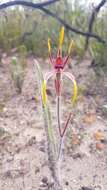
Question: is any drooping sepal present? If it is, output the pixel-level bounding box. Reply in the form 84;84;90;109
64;72;78;104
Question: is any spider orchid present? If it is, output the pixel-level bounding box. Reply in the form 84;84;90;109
42;26;77;139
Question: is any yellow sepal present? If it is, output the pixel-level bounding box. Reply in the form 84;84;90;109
59;26;64;49
42;80;47;106
72;80;78;104
68;40;75;55
48;38;51;53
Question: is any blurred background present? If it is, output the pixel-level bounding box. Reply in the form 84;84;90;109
0;0;107;70
0;1;107;190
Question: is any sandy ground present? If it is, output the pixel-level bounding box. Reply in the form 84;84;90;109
0;56;107;190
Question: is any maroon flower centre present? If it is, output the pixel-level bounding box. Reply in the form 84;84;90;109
57;57;62;65
55;57;63;69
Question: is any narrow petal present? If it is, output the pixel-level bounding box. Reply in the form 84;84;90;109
44;71;54;83
59;26;64;49
63;55;69;68
41;80;47;107
64;72;78;104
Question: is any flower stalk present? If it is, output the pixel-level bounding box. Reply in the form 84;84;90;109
35;26;78;189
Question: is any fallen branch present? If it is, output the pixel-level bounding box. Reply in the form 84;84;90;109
0;0;59;9
0;0;107;45
40;7;107;44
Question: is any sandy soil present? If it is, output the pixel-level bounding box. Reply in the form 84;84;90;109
0;56;107;190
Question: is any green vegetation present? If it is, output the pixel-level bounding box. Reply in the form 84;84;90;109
10;55;26;93
0;0;106;71
90;10;107;71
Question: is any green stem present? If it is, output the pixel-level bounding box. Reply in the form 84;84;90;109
57;95;62;137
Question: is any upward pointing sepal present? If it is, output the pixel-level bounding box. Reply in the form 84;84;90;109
59;26;64;49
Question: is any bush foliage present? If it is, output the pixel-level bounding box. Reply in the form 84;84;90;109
0;0;107;70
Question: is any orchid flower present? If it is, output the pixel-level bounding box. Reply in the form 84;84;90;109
41;26;78;140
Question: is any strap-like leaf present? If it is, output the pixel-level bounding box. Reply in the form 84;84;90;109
34;60;57;154
48;38;51;53
68;40;75;55
42;80;47;107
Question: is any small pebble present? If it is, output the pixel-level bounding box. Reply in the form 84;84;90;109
96;142;104;151
35;167;40;174
42;176;48;184
65;181;69;186
72;153;83;159
81;187;94;190
28;136;36;146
